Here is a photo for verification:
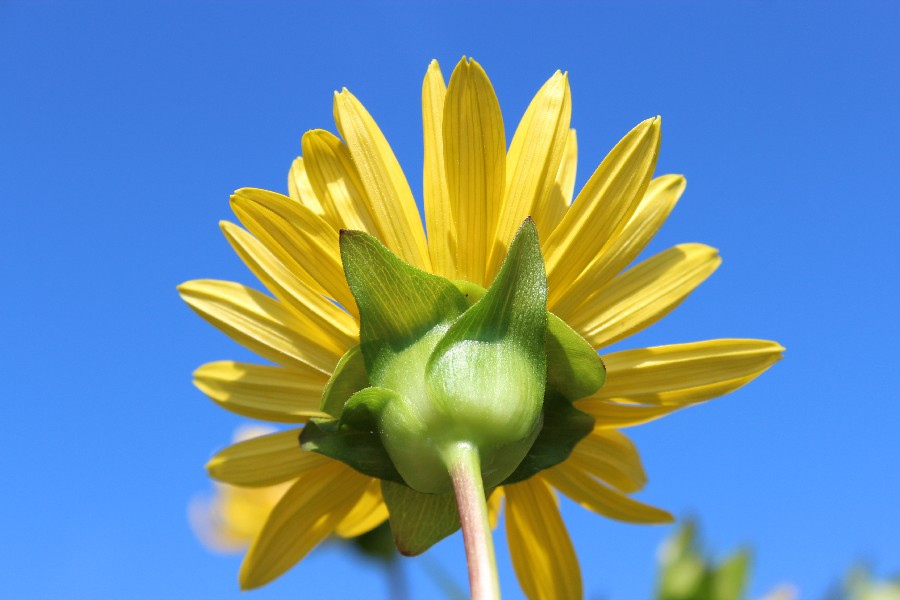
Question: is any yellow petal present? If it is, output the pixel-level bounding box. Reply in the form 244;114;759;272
544;118;661;307
505;478;582;600
287;157;326;216
442;57;505;286
333;88;431;271
301;129;380;234
593;339;785;403
206;429;330;487
536;128;578;239
489;71;571;276
567;429;647;493
193;361;330;423
551;174;685;319
178;279;343;374
230;188;358;317
334;478;389;537
487;487;504;530
240;462;368;590
220;221;357;351
544;462;673;524
572;243;721;349
576;400;681;429
422;59;456;279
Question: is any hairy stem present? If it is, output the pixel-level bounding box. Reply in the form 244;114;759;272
444;442;500;600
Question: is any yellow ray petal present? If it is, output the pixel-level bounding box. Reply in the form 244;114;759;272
594;339;785;403
240;462;368;590
544;462;673;524
333;88;431;271
544;118;661;307
220;221;357;351
551;174;685;318
536;128;578;239
301;129;380;234
422;59;456;279
572;243;721;348
206;429;330;487
487;487;504;530
505;478;582;600
230;188;358;317
287;157;326;216
193;361;330;423
567;429;647;493
442;57;505;286
489;70;571;276
178;279;343;374
576;400;681;429
334;478;389;538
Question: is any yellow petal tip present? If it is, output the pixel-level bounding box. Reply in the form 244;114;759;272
238;564;260;591
204;456;223;476
238;562;270;592
231;187;258;201
176;281;197;297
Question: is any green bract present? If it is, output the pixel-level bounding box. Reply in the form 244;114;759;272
300;218;606;554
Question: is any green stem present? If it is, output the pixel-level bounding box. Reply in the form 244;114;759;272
443;442;500;600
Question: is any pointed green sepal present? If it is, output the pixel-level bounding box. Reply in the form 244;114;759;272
320;345;369;417
501;391;594;484
339;229;469;380
380;480;461;556
451;282;607;401
422;218;547;489
299;387;405;483
431;219;547;366
546;313;606;400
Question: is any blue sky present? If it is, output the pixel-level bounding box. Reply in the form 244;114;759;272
1;1;898;598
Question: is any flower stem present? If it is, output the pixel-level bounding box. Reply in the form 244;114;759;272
444;442;500;600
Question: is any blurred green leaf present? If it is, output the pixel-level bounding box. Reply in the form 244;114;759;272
656;520;751;600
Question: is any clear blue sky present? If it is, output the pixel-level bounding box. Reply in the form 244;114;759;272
1;1;898;598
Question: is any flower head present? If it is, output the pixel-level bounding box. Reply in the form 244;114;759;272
179;57;783;597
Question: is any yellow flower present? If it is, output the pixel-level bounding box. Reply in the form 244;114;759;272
179;57;783;597
189;425;290;553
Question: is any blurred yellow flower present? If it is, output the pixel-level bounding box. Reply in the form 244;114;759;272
189;425;289;553
180;57;783;597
